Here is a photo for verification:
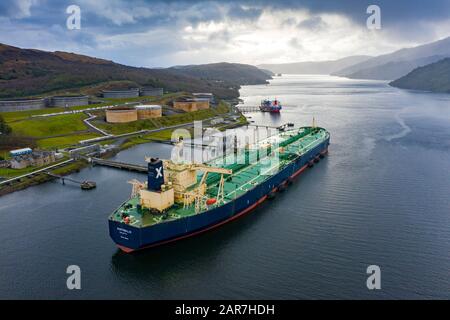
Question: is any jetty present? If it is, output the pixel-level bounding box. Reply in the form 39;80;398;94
90;157;147;173
236;106;260;113
46;172;96;190
246;122;295;131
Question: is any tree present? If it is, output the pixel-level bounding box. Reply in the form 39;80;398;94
0;115;12;135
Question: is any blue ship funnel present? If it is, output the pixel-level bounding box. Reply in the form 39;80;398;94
147;158;164;191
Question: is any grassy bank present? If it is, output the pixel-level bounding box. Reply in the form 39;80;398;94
9;113;89;137
1;103;109;123
37;133;101;149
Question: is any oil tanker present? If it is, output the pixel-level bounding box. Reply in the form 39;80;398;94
260;99;282;112
109;126;330;252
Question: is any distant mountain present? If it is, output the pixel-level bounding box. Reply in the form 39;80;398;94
169;63;272;85
257;68;275;77
333;37;450;80
390;58;450;93
258;56;372;75
0;43;271;99
341;55;448;80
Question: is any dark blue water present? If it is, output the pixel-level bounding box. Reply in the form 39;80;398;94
1;75;449;299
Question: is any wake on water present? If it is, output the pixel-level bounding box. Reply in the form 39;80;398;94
385;110;412;142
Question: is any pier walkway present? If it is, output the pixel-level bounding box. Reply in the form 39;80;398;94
236;106;260;113
45;172;96;189
90;157;147;173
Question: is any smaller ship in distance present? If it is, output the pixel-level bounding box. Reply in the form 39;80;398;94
260;99;282;113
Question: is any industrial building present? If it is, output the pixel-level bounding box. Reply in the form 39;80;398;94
210;117;224;125
51;95;89;108
173;98;210;112
9;149;56;169
0;160;10;168
69;144;101;158
140;87;163;97
10;148;33;157
102;88;140;99
192;93;215;104
105;105;162;123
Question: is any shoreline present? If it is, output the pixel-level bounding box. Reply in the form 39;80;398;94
0;159;88;196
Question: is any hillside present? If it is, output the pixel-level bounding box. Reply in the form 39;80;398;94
333;36;450;80
258;56;371;75
389;58;450;93
342;55;448;80
169;63;272;85
0;43;271;99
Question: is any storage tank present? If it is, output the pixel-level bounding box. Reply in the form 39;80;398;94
140;87;163;97
135;105;162;119
0;98;46;112
102;88;140;99
51;95;89;108
105;107;138;123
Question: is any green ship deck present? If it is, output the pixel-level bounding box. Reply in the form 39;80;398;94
110;127;329;227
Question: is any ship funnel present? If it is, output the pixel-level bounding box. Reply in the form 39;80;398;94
147;157;164;191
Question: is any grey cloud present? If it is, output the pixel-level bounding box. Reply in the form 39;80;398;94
297;16;326;31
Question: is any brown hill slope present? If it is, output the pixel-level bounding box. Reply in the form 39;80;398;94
0;43;270;99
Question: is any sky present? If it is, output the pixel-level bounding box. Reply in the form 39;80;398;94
0;0;449;67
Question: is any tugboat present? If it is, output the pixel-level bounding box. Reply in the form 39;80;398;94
260;99;282;113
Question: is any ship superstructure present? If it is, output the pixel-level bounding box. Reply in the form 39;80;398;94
260;99;282;112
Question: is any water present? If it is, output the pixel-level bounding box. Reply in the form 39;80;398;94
1;75;449;299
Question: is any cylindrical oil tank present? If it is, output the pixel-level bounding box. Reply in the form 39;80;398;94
136;105;162;119
105;107;138;123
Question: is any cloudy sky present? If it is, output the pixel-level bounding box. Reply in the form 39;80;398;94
0;0;449;67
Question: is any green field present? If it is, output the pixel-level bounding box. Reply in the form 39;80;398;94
0;165;40;178
37;133;101;149
0;157;70;179
0;103;108;123
9;113;89;137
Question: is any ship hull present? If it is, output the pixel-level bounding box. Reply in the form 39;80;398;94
259;107;281;112
109;138;330;252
